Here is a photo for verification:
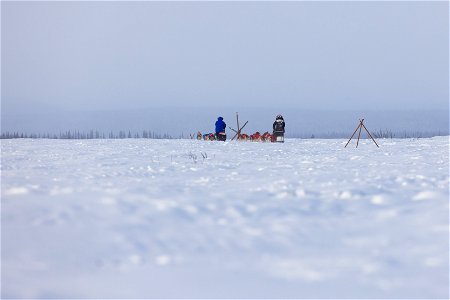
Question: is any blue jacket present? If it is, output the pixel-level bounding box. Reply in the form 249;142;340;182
215;117;226;133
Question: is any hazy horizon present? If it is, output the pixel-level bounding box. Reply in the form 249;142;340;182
2;107;448;138
2;1;449;134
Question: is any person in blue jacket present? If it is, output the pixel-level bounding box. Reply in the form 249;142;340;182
215;117;226;141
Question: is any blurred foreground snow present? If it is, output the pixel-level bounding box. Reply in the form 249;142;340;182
2;137;449;298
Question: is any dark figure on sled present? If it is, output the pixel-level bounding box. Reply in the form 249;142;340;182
272;115;285;143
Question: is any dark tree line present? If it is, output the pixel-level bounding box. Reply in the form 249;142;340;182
0;130;174;139
286;129;448;139
1;129;447;140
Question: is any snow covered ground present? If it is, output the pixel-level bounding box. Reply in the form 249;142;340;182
2;137;449;298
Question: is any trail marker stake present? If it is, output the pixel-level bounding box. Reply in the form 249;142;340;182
345;118;379;148
229;112;249;141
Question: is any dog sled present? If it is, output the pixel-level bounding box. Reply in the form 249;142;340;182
196;113;285;143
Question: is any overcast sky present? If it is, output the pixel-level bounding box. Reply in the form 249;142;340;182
1;1;448;133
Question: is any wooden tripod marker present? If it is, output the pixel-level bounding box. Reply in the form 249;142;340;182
345;118;379;148
229;112;249;141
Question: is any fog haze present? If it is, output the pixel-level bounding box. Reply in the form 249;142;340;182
2;1;448;134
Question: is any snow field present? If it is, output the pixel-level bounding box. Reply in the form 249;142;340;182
1;137;449;298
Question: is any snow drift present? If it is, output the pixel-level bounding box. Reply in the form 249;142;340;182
2;137;449;298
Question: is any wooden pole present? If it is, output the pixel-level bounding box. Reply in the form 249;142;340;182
231;121;248;141
356;119;364;148
230;117;248;141
241;121;248;132
229;126;238;134
345;122;361;148
236;112;240;140
231;130;238;141
237;121;248;139
361;122;380;148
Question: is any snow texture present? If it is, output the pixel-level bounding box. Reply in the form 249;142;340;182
2;137;449;298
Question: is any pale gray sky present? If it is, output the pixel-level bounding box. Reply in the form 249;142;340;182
1;1;449;133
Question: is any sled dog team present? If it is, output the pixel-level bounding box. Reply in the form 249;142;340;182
198;115;285;143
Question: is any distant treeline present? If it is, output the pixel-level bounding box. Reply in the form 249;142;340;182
287;129;449;139
1;129;448;140
0;130;174;139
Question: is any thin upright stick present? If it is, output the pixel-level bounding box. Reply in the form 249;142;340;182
345;122;361;148
236;112;240;140
361;122;380;147
232;121;248;141
356;119;363;148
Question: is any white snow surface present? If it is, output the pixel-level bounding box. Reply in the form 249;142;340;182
2;137;449;298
